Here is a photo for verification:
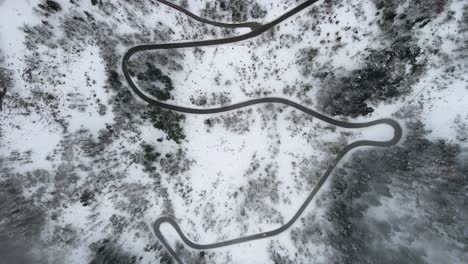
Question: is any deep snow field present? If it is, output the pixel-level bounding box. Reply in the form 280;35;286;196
0;0;467;263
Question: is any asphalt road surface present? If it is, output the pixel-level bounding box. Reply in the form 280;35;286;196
122;0;403;263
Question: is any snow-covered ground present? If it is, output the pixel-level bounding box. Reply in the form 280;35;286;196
0;0;467;263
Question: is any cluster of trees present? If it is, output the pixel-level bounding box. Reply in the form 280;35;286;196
203;109;253;134
317;40;424;117
201;0;266;22
374;0;448;37
296;0;453;118
296;48;319;78
142;107;186;143
290;120;467;263
3;1;200;263
134;141;193;180
138;143;161;173
89;239;137;264
189;91;232;107
0;179;47;264
242;161;284;225
135;62;174;101
454;114;468;142
37;0;61;14
159;148;193;177
0;52;12;111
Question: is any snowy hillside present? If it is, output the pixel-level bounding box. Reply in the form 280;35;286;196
0;0;467;263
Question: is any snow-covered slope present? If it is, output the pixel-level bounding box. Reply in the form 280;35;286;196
0;0;467;263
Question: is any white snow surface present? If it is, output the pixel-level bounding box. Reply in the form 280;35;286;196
0;0;467;263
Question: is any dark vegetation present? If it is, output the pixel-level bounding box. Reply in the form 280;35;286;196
80;189;95;206
38;0;61;14
328;122;467;262
311;0;451;117
126;50;182;106
460;4;468;59
18;5;191;261
134;62;174;101
0;53;12;111
454;114;468;142
268;241;295;264
203;109;253;134
201;0;267;22
190;91;232;107
291;121;468;263
374;0;448;36
13;0;466;263
162;243;209;264
159;250;174;264
142;107;186;143
24;0;187;141
138;143;161;172
159;148;193;177
89;239;137;264
296;48;319;77
19;8;190;236
90;0;102;6
242;162;284;225
0;180;46;264
318;41;424;117
133;142;192;192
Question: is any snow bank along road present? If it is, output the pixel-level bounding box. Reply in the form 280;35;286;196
122;0;403;263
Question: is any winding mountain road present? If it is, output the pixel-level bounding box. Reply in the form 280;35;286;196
122;0;403;263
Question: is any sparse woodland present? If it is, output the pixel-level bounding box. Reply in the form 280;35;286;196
0;0;467;263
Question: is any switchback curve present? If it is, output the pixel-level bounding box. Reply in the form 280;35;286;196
121;1;403;263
